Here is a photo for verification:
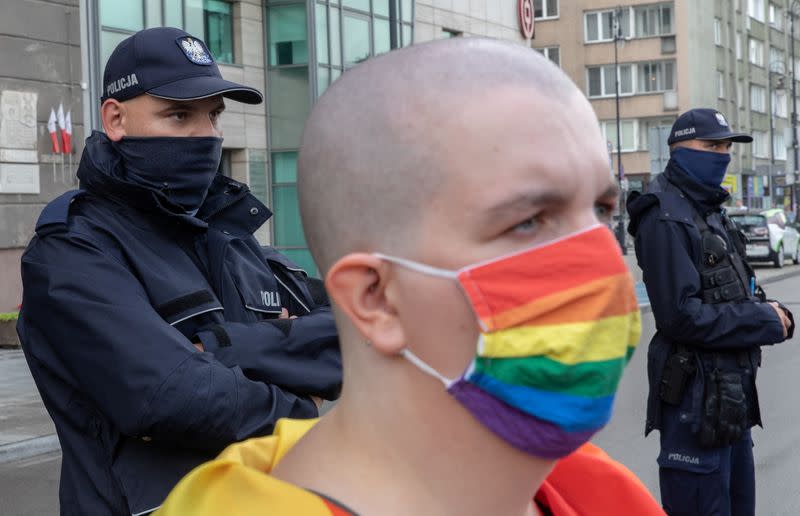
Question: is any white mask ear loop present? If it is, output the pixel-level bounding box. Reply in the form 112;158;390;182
372;253;459;279
401;348;458;388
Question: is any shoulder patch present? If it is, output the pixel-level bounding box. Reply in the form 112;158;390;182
35;190;85;236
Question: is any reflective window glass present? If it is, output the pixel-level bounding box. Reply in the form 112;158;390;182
374;18;391;55
146;0;162;27
374;0;390;17
330;8;342;66
268;68;310;148
101;30;131;69
401;0;412;22
101;0;143;31
343;13;370;65
272;184;308;247
269;4;309;66
272;151;298;184
205;0;234;63
342;0;369;12
318;66;331;96
316;3;329;65
165;0;183;27
403;24;412;46
185;0;205;39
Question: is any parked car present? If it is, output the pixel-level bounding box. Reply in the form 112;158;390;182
729;209;800;268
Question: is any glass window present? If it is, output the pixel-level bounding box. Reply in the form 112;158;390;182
330;8;342;66
205;0;234;63
101;0;143;31
620;64;633;94
585;9;629;42
318;66;331;96
753;130;768;157
165;0;183;27
146;0;162;27
272;185;308;247
268;68;310;149
534;0;558;19
316;4;329;65
751;84;766;112
637;60;676;92
634;3;673;37
748;0;765;22
272;152;298;183
402;24;412;46
401;0;412;23
588;67;602;97
269;4;309;66
374;0;390;17
374;18;391;54
714;18;722;46
248;152;268;204
101;30;131;69
601;120;637;152
749;39;764;66
774;132;787;160
603;65;616;96
717;71;725;98
535;46;560;67
342;0;369;12
343;13;370;65
586;13;599;41
185;0;205;40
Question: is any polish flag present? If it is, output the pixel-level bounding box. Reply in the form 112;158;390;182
63;111;73;154
47;108;61;154
56;103;67;152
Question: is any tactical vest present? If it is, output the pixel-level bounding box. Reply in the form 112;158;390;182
692;209;752;305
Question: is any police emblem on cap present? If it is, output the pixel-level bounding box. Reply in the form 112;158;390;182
715;112;729;127
177;37;213;65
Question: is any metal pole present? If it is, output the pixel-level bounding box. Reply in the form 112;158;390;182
769;67;775;168
614;7;627;254
792;3;799;214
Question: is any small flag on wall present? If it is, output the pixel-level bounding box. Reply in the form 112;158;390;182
47;108;60;153
63;110;73;154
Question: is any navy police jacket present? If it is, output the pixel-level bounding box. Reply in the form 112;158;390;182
627;161;784;438
17;132;342;516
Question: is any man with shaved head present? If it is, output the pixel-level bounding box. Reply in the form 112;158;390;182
157;38;663;515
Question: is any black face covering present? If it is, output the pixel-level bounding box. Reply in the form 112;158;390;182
113;136;223;213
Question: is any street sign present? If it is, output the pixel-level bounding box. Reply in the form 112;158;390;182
518;0;534;40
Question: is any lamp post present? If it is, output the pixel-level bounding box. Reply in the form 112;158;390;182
790;2;800;214
767;61;786;208
613;6;627;254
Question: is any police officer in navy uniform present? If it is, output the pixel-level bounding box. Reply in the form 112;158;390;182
627;108;794;515
17;27;341;516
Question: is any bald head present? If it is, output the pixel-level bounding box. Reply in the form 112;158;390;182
298;38;585;274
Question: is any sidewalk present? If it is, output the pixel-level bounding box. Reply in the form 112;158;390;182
0;350;58;464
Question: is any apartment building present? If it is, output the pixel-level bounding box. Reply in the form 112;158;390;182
533;0;800;210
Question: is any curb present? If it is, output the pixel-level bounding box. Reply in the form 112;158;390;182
0;434;59;465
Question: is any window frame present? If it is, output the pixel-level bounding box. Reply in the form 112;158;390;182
534;0;559;20
586;63;636;98
600;119;639;153
749;38;764;67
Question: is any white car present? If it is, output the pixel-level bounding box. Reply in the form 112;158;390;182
730;209;800;268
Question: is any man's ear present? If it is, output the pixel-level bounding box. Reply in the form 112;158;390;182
100;99;127;142
325;254;406;356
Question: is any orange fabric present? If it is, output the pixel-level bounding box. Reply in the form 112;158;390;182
535;443;665;515
458;228;628;324
489;273;638;331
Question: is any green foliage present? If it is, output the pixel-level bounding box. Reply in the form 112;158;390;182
0;312;19;322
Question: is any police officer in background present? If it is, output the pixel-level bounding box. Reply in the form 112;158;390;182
627;108;794;515
17;27;341;515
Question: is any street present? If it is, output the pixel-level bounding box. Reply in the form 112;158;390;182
594;271;800;515
0;271;799;515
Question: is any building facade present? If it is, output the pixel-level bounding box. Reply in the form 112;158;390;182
0;0;529;309
6;0;796;307
533;0;800;210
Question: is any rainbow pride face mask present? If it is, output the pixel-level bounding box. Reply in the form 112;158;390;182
375;224;641;459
